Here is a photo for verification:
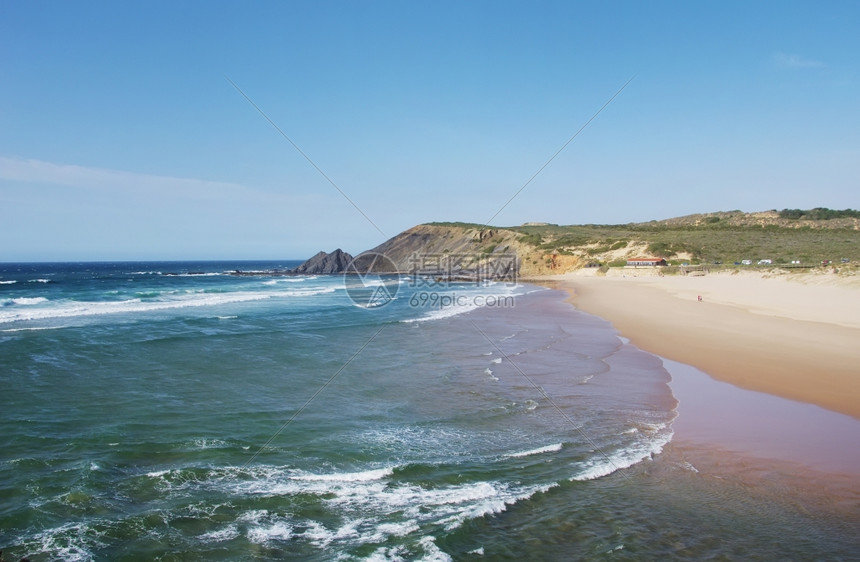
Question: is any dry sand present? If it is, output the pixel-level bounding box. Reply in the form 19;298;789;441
538;269;860;419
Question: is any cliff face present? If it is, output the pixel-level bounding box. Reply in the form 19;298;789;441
358;224;577;277
291;224;580;278
297;207;860;277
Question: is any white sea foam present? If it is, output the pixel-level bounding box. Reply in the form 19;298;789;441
290;467;394;482
199;525;240;542
29;278;51;283
401;285;523;323
262;278;325;288
238;508;269;524
240;510;378;551
0;294;261;324
0;286;337;324
504;443;563;458
416;536;453;562
281;275;318;282
263;276;317;285
432;482;557;531
0;280;17;284
247;520;293;544
571;425;673;481
27;521;102;561
373;521;421;539
367;545;411;561
154;461;556;552
299;519;364;548
281;286;337;297
490;357;502;364
360;426;480;458
2;297;49;306
402;302;480;323
190;438;230;450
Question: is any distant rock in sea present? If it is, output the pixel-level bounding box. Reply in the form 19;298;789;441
293;249;354;274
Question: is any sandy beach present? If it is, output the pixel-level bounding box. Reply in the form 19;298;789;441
534;269;860;420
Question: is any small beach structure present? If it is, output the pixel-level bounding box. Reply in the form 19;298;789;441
626;257;667;267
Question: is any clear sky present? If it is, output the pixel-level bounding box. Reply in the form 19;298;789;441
1;1;858;261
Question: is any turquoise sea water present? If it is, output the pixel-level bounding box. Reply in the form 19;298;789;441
1;262;858;560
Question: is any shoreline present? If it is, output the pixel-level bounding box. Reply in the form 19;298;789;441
526;271;860;420
517;273;860;479
662;358;860;476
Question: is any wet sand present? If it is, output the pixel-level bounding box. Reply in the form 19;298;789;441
663;359;860;475
522;271;860;483
554;273;860;419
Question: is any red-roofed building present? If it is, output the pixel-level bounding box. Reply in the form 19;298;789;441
626;257;668;267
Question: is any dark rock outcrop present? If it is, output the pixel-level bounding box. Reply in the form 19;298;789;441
359;224;524;278
293;249;354;274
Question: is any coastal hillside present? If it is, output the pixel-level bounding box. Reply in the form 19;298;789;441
355;208;860;276
361;223;578;276
643;208;860;230
508;208;860;271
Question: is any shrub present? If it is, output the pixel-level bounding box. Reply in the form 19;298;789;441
519;233;543;246
647;241;673;257
778;208;860;220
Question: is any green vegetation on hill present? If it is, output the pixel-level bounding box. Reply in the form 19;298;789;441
422;209;860;266
425;221;492;230
778;208;860;220
511;222;858;264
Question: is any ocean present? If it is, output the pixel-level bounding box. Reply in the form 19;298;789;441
1;261;857;560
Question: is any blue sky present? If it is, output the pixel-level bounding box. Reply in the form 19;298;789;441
1;1;858;261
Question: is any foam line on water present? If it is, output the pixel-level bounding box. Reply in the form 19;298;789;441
401;284;528;323
571;425;673;481
0;286;338;324
143;462;560;550
504;443;564;458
